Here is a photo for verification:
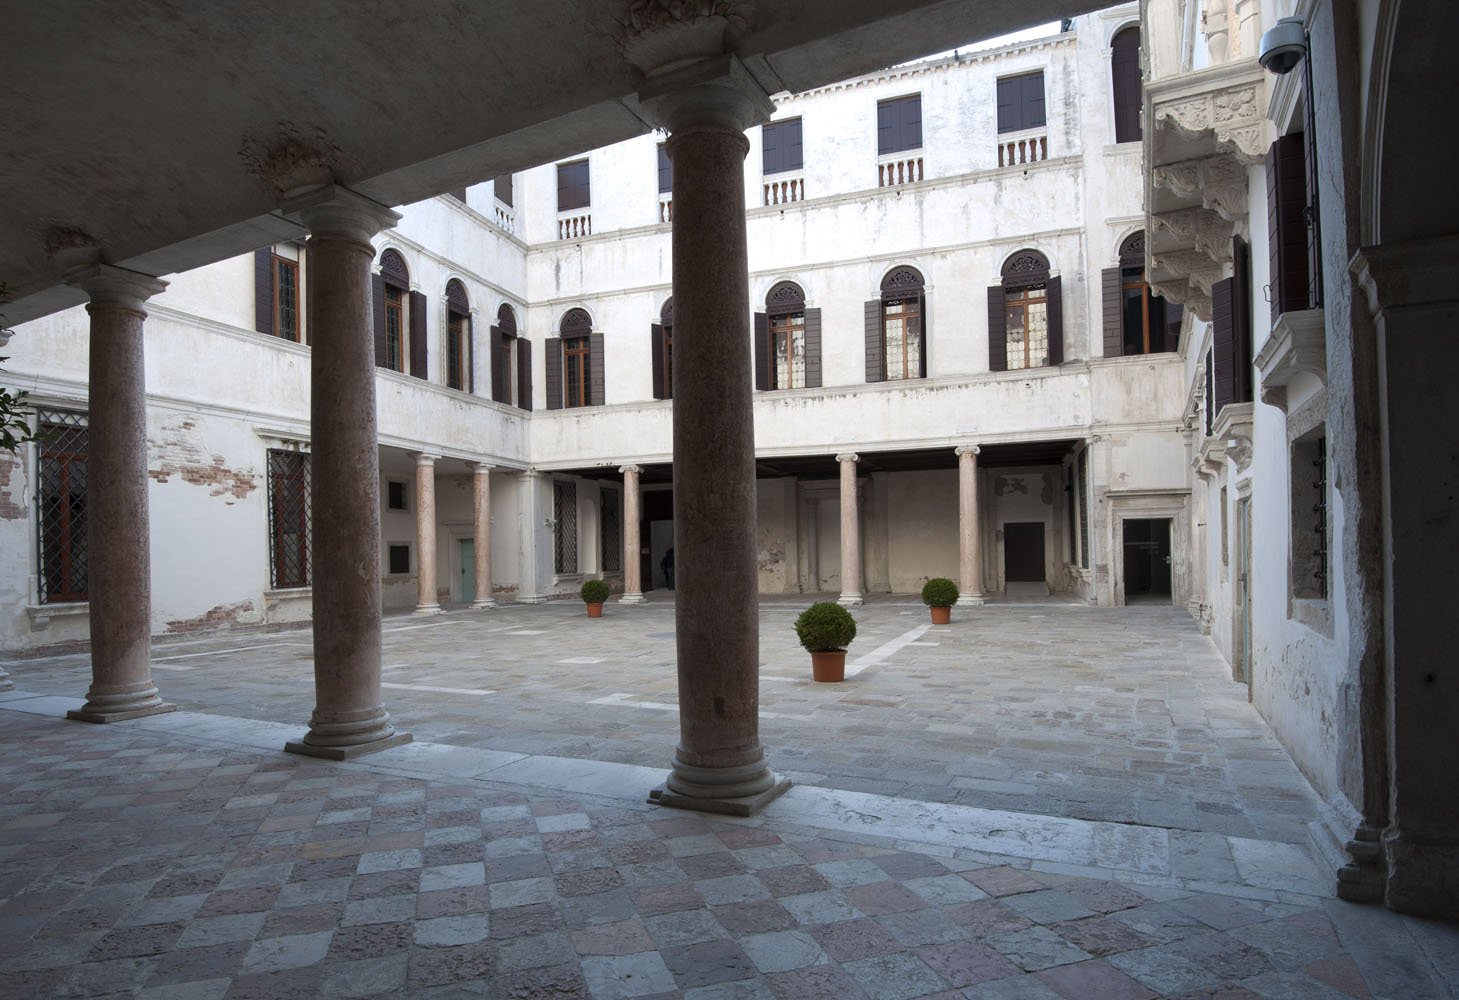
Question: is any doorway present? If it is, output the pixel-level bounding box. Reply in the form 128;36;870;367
1003;522;1046;584
1123;518;1171;604
1234;497;1253;692
459;538;475;604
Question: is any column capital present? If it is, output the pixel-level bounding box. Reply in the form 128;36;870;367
469;461;495;474
619;464;643;476
284;184;401;244
66;264;167;311
835;452;859;465
413;452;441;466
636;53;775;134
956;444;982;457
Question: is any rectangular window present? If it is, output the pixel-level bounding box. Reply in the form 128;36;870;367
553;480;578;574
877;96;922;155
36;410;88;604
447;311;465;391
267;450;311;589
997;71;1046;133
657;143;673;194
388;544;411;575
600;486;621;573
563;336;589;408
557;159;591;212
770;312;806;389
494;174;513;207
387;480;408;511
762;118;804;175
273;255;299;342
385;286;404;371
1004;284;1049;370
882;297;921;380
1291;431;1328;600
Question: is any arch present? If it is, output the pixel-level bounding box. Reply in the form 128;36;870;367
445;278;469;314
1111;24;1142;143
378;247;410;287
560;307;594;335
880;265;925;297
1118;230;1146;267
766;280;806;314
660;296;674;325
1001;249;1051;285
497;303;518;335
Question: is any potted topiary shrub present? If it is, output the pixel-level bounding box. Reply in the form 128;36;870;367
794;601;857;682
580;578;610;618
921;577;958;624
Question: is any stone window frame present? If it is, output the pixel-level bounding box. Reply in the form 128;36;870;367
1286;387;1333;636
266;447;311;590
386;543;412;577
386;479;409;512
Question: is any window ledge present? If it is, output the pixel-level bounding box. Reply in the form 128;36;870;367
1290;596;1333;638
1256;308;1326;413
27;601;88;632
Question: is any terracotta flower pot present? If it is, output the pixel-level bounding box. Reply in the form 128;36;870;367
810;649;846;682
586;602;603;618
930;605;951;624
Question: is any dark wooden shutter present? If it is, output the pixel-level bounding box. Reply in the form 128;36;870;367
864;299;883;382
657;145;672;194
754;313;769;390
466;317;474;394
786;118;803;171
997;77;1019;133
557;160;590;211
1164;302;1184;352
987;285;1007;372
803;308;822;389
1046;276;1064;365
917;292;927;378
489;326;503;402
372;274;386;368
1267;133;1309;322
254;249;273;336
877;97;920;154
1232;235;1253;404
877;100;895;155
1101;267;1122;357
517;339;532;411
1023;73;1046;129
409;290;428;380
651;323;666;399
544;337;562;410
1210;277;1235;417
1111;27;1141;143
762;123;780;174
589;331;605;406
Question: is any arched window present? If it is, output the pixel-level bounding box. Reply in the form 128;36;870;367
491;304;530;410
373;249;425;377
652;297;673;400
989;250;1063;371
1111;25;1142;144
546;308;602;409
445;279;471;392
754;282;821;390
866;267;926;382
1101;232;1179;356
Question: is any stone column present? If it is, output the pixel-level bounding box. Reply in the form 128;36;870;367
619;465;644;603
956;445;986;606
413;453;442;615
637;55;787;814
806;497;820;592
65;265;174;723
836;453;863;606
470;462;495;609
284;186;410;759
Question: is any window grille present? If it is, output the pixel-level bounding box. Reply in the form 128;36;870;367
36;409;89;603
600;487;621;573
267;449;311;589
1077;449;1090;570
1312;436;1327;595
554;480;578;574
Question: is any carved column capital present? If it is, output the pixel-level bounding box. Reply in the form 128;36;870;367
955;444;981;458
618;464;643;476
835;452;859;465
67;264;168;313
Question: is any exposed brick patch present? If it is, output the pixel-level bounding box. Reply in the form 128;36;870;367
147;419;258;500
0;452;27;519
165;600;257;635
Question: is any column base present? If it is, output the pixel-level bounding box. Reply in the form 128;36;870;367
837;593;863;607
619;593;645;605
285;732;413;760
68;701;176;724
470;599;497;610
652;755;790;816
649;776;791;817
412;604;443;616
955;593;985;607
1381;829;1459;918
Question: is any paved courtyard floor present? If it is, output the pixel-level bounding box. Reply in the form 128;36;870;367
1;597;1455;997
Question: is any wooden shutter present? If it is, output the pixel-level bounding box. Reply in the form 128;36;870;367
545;337;562;410
997;77;1018;133
754;313;769;390
1267;133;1309;322
409;290;428;380
651;323;666;399
762;123;780;174
657;144;672;194
864;299;883;383
987;285;1007;372
466;317;474;394
254;249;273;336
877;100;896;155
917;292;928;378
589;331;605;406
1232;235;1253;404
1111;27;1141;143
786;118;804;171
517;339;532;411
372;274;386;368
803;308;822;389
1023;73;1046;129
1164;302;1184;353
1046;276;1064;365
1101;267;1122;357
489;326;505;402
1210;277;1235;417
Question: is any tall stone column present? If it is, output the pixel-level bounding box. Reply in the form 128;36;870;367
956;445;986;606
65;265;174;723
470;462;495;609
637;55;787;814
413;453;441;615
836;453;863;606
619;465;644;603
284;186;410;759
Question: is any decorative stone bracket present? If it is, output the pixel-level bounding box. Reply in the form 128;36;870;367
1255;307;1326;412
1213;401;1255;473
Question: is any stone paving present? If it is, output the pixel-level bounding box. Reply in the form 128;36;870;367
6;599;1321;846
2;709;1457;999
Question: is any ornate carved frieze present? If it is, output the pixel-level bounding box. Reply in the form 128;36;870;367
1154;157;1249;222
1151;207;1236;261
1150;72;1266;163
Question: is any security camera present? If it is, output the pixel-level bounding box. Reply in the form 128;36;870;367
1259;16;1308;75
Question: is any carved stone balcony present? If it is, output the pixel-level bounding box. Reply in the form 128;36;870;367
1255;307;1326;412
1143;58;1268;321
